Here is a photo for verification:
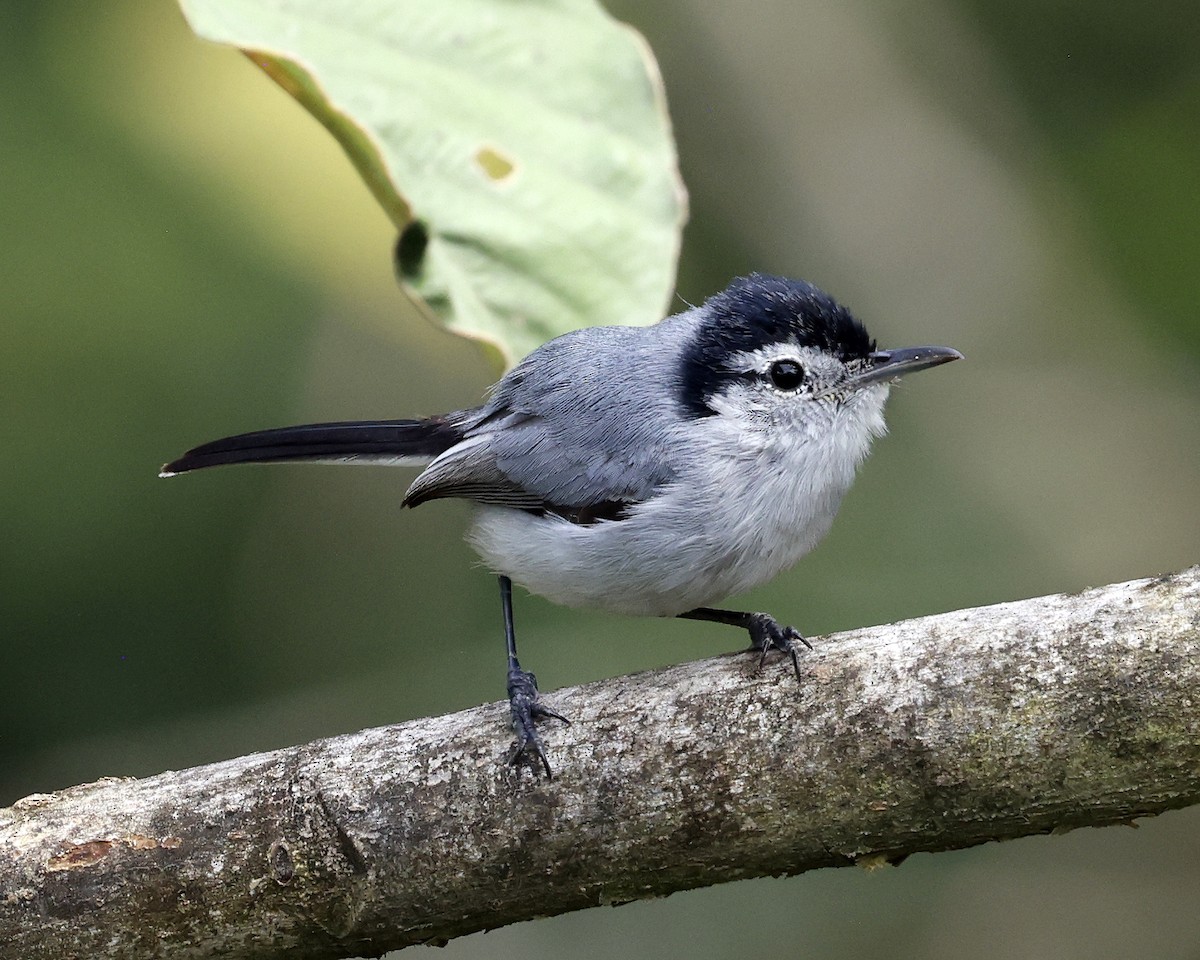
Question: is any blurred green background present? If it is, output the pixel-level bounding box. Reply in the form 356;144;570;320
3;0;1199;957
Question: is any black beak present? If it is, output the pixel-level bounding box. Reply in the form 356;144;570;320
846;345;963;390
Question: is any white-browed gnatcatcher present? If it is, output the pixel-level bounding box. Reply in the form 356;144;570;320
162;274;961;775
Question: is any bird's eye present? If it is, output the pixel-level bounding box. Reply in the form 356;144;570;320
768;359;806;391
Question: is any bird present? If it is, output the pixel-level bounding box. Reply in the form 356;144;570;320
161;273;961;776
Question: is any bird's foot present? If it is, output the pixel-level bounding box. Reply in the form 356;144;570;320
745;613;812;682
506;667;569;778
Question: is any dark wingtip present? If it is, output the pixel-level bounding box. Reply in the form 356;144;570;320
157;445;257;477
159;453;209;477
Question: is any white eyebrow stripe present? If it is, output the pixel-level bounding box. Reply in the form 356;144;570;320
729;342;827;373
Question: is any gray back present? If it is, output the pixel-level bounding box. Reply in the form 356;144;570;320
405;310;701;510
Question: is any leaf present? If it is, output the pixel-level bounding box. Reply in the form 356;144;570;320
177;0;688;366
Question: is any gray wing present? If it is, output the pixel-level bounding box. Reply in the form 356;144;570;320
403;318;695;513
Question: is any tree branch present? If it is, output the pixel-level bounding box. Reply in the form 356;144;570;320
3;568;1199;959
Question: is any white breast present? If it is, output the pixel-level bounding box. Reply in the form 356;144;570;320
467;387;889;617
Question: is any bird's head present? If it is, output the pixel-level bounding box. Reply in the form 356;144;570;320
677;274;961;448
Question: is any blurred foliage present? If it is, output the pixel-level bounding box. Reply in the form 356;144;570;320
2;0;1198;958
953;0;1200;356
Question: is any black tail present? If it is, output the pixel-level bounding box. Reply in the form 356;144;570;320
160;418;463;477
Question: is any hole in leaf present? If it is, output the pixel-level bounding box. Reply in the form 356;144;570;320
474;146;516;182
395;220;429;278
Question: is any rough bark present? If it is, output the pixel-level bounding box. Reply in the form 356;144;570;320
2;568;1199;959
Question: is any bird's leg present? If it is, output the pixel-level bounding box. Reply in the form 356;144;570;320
678;607;812;682
500;575;569;777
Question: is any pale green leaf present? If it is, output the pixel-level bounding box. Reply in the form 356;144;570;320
178;0;687;366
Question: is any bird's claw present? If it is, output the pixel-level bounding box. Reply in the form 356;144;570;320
506;667;569;778
746;613;811;682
